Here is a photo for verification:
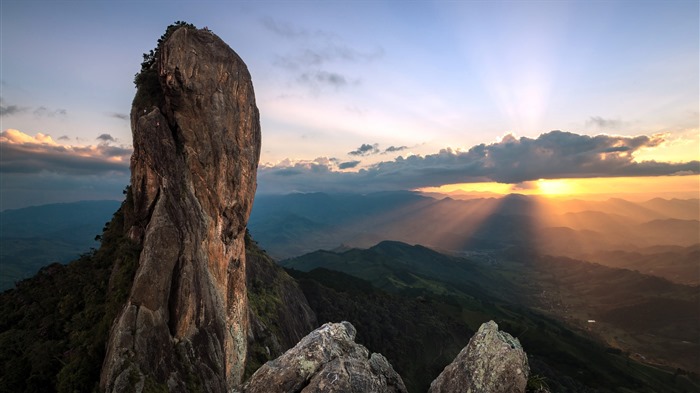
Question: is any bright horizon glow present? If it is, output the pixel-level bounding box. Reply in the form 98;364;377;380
419;175;700;200
536;179;576;196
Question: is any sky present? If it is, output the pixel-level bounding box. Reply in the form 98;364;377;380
1;0;698;210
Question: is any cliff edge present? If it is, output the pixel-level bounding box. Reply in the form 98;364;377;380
100;25;261;393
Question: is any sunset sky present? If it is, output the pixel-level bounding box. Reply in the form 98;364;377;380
1;1;698;210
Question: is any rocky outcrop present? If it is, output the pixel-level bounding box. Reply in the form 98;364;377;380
100;25;261;393
428;320;529;393
243;322;407;393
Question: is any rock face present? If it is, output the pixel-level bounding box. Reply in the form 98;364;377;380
100;26;261;392
428;321;529;393
243;322;408;393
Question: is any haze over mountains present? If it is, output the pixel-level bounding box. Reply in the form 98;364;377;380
0;200;121;290
4;192;696;289
249;192;699;284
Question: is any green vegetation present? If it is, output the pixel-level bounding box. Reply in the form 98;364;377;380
284;241;700;393
0;191;140;393
244;231;316;380
132;21;196;109
288;267;472;393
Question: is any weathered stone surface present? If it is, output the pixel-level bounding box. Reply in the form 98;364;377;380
100;26;260;393
428;320;529;393
243;322;407;393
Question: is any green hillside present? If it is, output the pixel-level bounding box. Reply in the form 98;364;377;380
283;241;700;392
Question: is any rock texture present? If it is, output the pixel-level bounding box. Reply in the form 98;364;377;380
243;322;407;393
100;26;261;393
428;320;529;393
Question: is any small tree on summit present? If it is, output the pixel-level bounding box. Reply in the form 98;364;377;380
133;21;197;108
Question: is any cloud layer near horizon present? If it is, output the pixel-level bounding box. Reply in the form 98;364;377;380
1;129;131;175
0;129;131;210
258;131;700;194
2;128;698;209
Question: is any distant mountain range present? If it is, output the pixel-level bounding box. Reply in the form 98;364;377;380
0;200;121;290
250;192;699;283
3;193;697;291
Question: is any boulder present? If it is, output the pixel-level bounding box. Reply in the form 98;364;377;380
428;320;529;393
243;322;407;393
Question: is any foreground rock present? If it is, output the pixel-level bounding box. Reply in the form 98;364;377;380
243;322;407;393
100;25;261;393
428;320;529;393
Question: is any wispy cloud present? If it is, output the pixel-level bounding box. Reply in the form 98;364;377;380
261;17;325;40
0;98;67;118
0;98;27;117
264;17;383;93
258;131;700;194
384;145;408;154
109;112;129;120
349;143;379;156
338;160;361;169
298;71;350;90
33;106;67;117
586;116;622;129
97;133;116;143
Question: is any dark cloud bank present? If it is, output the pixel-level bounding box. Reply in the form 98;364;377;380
258;131;699;194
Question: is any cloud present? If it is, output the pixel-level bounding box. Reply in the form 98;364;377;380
586;116;622;129
384;145;408;154
349;143;380;156
261;17;317;39
266;18;382;93
33;106;67;117
298;71;350;89
338;160;361;169
257;131;700;194
0;99;67;118
97;133;116;142
1;129;131;176
109;112;129;120
0;98;27;117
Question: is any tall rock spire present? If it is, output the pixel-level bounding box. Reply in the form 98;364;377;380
100;24;261;392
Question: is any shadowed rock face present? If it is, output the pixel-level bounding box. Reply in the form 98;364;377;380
243;322;408;393
100;26;261;393
428;321;529;393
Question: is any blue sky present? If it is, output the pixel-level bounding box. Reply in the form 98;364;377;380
1;1;698;209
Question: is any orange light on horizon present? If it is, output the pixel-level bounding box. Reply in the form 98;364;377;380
418;175;700;200
536;179;577;196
